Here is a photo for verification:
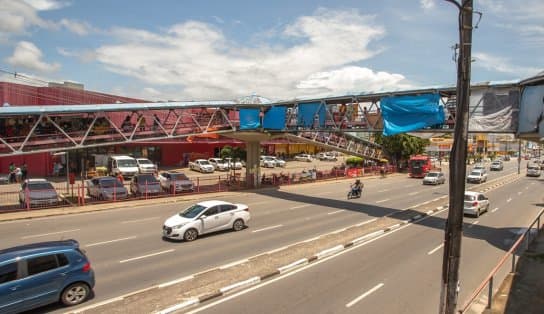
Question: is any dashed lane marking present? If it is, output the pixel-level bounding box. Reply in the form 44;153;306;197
346;283;385;308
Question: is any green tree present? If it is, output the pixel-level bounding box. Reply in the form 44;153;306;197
374;133;430;166
220;145;246;161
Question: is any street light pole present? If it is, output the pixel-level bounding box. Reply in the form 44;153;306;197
440;1;473;313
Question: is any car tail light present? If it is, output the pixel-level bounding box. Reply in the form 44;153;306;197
472;202;478;207
244;207;249;212
82;262;91;272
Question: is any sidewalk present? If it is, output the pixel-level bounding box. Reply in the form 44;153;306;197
486;229;544;314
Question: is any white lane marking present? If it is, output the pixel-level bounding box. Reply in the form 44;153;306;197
252;225;283;233
408;192;419;196
517;191;522;195
378;189;389;192
468;221;479;228
525;186;529;190
327;210;344;215
121;216;159;224
290;204;311;210
21;228;80;239
119;249;174;263
427;243;444;255
86;236;137;247
432;186;442;190
376;199;390;204
491;207;499;213
507;198;512;203
346;283;385;308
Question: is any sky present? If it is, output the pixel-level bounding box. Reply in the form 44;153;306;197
0;0;542;102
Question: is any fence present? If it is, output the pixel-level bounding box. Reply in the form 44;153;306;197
458;208;544;313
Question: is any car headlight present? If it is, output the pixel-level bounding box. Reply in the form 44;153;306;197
173;223;186;229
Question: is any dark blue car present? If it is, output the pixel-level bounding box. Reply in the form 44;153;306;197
0;240;95;313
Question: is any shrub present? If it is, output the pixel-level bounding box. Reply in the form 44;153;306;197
346;157;364;167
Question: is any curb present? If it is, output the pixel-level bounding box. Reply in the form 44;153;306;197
154;205;449;313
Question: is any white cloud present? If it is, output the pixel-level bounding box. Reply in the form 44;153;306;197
22;0;70;11
472;52;541;77
59;18;94;35
420;0;435;10
90;8;404;100
6;41;61;72
0;0;53;35
57;47;96;62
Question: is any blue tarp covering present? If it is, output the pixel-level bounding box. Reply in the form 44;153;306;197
263;106;287;130
298;102;326;128
381;93;444;136
239;108;260;130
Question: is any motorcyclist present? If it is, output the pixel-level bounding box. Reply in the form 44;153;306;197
350;179;363;196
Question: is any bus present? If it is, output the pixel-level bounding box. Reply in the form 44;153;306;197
408;155;433;178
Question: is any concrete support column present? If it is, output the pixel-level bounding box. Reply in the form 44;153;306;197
245;141;261;188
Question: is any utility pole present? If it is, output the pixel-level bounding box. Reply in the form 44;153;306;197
439;1;473;313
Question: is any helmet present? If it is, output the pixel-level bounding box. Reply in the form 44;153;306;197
355;179;361;184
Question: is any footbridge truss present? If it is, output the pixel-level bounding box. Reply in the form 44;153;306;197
0;79;524;159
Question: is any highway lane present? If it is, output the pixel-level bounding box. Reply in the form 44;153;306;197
186;165;538;314
0;160;522;309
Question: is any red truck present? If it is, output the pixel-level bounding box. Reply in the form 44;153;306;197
408;155;434;178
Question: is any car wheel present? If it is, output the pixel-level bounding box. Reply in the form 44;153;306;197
476;208;480;217
184;228;198;241
232;219;245;231
60;282;90;306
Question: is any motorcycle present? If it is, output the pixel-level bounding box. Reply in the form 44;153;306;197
347;187;362;199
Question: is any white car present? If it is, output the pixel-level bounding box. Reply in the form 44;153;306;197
463;191;489;217
208;158;229;171
466;169;488;183
269;156;286;167
136;158;157;174
294;154;313;162
162;200;250;241
189;159;214;173
260;156;276;168
224;157;242;170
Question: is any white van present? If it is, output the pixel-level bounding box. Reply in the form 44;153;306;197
108;155;139;178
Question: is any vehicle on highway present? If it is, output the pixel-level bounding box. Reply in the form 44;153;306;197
18;178;60;208
422;171;446;185
260;155;276;168
490;160;504;171
158;171;194;193
526;164;541;177
189;159;214;173
408;154;433;178
224;157;243;170
463;191;489;217
466;169;488;184
162;200;250;241
130;173;161;196
318;152;337;161
0;239;95;313
472;164;486;171
135;158;157;174
208;158;229;171
294;154;313;162
87;176;128;200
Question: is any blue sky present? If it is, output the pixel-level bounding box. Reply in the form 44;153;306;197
0;0;542;102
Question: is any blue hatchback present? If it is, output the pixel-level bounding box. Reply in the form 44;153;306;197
0;239;95;313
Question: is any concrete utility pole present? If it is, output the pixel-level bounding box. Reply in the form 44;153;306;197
439;1;473;313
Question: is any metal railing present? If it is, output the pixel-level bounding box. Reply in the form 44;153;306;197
458;208;544;313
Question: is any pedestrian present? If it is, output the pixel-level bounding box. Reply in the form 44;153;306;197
8;162;15;183
14;167;22;183
116;172;124;184
21;163;28;181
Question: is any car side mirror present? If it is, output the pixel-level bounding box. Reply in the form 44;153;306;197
200;215;207;219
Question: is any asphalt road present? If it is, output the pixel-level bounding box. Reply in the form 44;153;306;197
0;160;531;313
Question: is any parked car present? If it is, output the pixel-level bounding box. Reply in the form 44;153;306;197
466;169;488;183
18;178;60;208
189;159;214;173
162;200;250;241
463;191;489;217
0;239;95;313
260;156;276;168
158;171;194;193
86;176;128;200
135;158;157;174
208;158;229;171
294;154;313;162
318;152;337;161
130;174;161;196
422;171;446;185
526;164;541;177
224;157;243;170
490;161;503;171
269;156;286;167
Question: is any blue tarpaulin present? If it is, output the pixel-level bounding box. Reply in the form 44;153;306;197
239;108;260;130
298;102;326;128
381;93;444;136
263;106;287;130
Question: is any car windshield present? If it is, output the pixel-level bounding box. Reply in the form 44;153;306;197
138;175;158;183
470;171;481;176
118;159;137;167
180;204;207;218
492;162;500;165
101;179;124;188
171;173;189;180
426;173;438;177
528;166;539;170
199;160;211;165
138;159;152;165
464;194;476;201
264;157;273;160
28;182;54;190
